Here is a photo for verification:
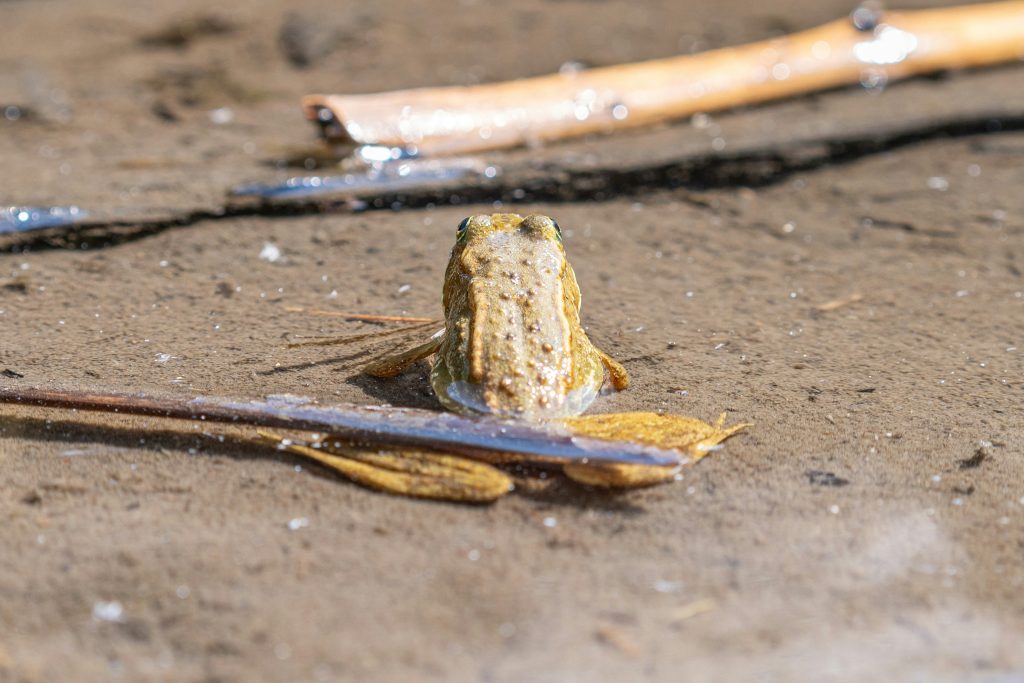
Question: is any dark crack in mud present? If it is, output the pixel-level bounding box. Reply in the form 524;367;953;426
4;111;1023;253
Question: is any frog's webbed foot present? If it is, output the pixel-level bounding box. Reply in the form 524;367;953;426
595;348;630;391
561;411;751;487
363;333;443;378
257;430;512;503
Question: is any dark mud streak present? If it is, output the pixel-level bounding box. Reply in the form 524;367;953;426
957;447;988;470
4;112;1023;253
0;201;355;253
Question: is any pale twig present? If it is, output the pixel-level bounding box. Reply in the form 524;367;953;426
304;2;1024;155
814;293;864;312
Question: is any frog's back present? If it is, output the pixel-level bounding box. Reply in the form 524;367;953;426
433;214;603;419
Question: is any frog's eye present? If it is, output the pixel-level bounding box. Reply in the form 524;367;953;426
456;216;471;241
551;218;562;241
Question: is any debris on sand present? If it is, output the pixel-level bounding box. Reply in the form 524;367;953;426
138;14;236;49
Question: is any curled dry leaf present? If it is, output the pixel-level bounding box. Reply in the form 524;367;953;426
561;412;751;487
258;430;512;503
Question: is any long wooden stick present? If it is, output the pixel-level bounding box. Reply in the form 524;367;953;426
0;385;680;466
304;1;1024;156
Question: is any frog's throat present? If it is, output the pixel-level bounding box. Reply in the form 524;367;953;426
431;354;600;418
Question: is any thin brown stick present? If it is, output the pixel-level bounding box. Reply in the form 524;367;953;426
284;306;437;323
0;385;680;466
304;1;1024;156
286;321;438;348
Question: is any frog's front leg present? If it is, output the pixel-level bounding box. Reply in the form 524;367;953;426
363;332;443;378
595;347;630;391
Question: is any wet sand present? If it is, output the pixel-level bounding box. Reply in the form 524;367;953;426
1;0;1022;681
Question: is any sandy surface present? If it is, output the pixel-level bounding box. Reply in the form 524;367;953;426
1;1;1023;681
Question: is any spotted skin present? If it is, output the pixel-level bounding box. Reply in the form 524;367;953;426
366;213;628;419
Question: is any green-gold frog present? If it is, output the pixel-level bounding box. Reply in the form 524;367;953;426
364;213;629;418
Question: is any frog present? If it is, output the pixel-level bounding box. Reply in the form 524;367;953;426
265;213;748;501
363;213;630;418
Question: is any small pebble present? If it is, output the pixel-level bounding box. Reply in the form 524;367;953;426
654;580;683;593
92;601;125;623
259;242;282;262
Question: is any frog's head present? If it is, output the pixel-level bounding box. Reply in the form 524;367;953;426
438;213;595;418
454;213;562;248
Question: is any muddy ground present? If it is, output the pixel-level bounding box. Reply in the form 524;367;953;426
1;0;1023;681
